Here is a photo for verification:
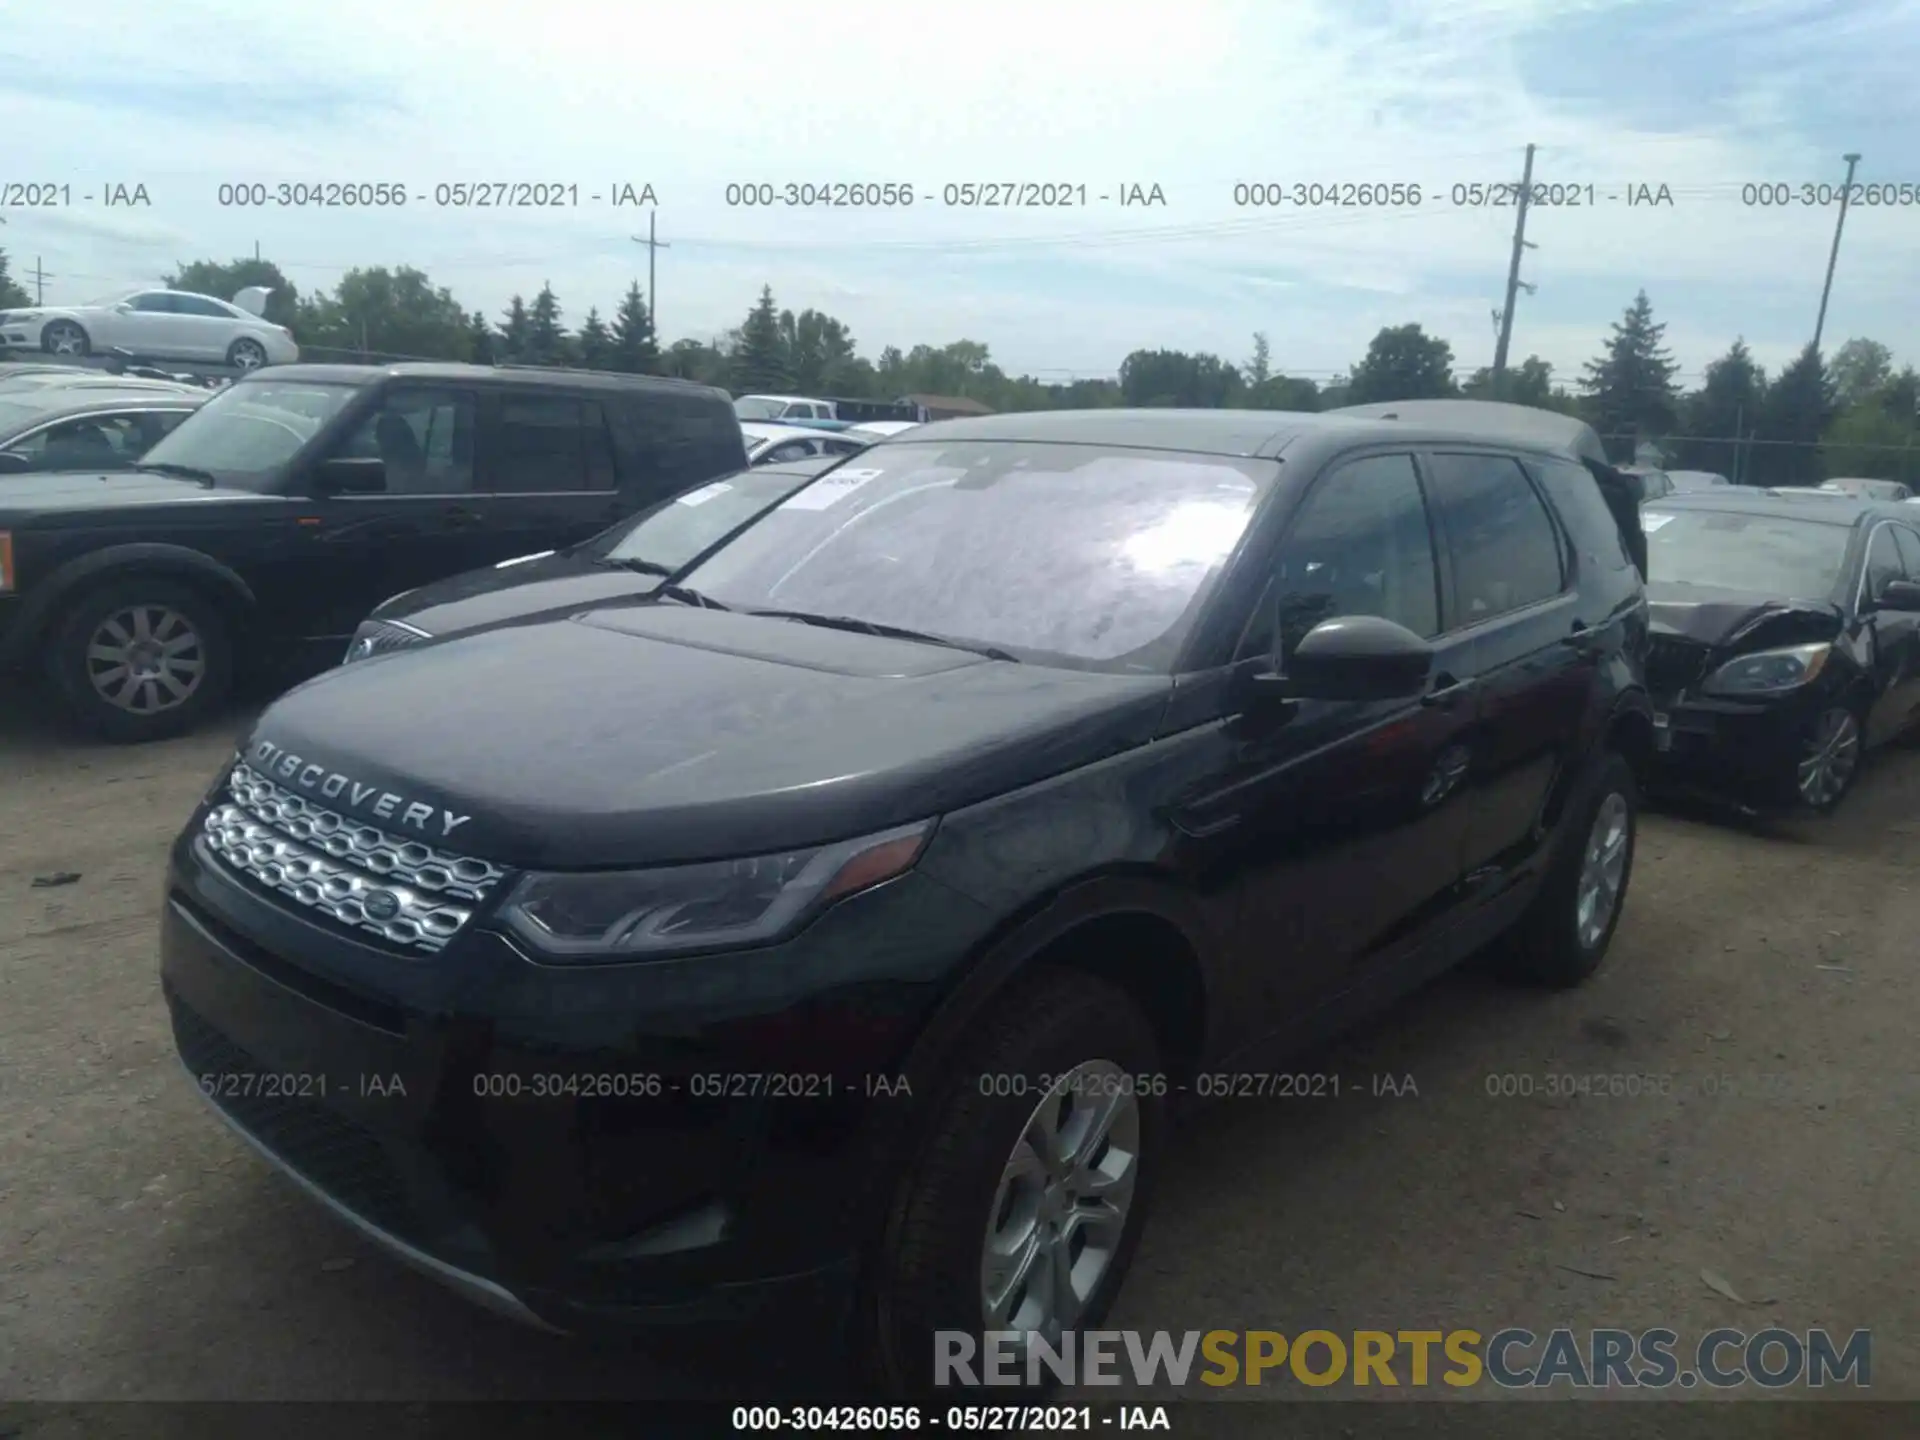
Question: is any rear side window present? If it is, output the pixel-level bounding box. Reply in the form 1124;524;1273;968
1426;452;1566;625
1529;456;1634;575
607;392;749;496
1894;525;1920;578
490;396;615;492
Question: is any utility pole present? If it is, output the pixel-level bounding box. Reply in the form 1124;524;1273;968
30;256;52;304
1812;152;1862;354
1490;143;1537;398
633;211;669;337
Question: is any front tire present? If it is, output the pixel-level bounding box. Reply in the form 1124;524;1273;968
227;337;268;370
42;319;90;357
1790;703;1863;814
1493;750;1637;988
45;576;235;743
864;968;1165;1397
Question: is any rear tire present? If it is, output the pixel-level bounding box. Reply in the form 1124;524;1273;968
45;576;235;743
861;968;1165;1398
226;337;268;370
1492;750;1637;988
42;320;90;357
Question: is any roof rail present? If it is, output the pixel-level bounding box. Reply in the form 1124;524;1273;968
488;361;710;388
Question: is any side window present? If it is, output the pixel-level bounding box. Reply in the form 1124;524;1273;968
139;410;192;446
1893;525;1920;579
332;388;476;494
174;295;231;318
1528;456;1633;574
1426;452;1567;624
1240;452;1439;659
490;395;613;493
764;440;815;465
19;415;142;466
130;293;177;313
1864;526;1903;602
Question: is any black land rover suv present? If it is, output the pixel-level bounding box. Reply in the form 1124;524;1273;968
160;406;1652;1393
0;362;745;741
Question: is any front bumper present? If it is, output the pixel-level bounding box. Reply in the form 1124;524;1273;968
1645;687;1830;808
161;822;992;1332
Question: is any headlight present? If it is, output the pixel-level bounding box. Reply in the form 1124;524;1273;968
495;819;934;962
1700;642;1832;696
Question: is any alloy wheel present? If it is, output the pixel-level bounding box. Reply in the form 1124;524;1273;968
1797;707;1861;809
1575;790;1631;950
85;605;206;714
980;1061;1141;1352
46;323;86;356
230;341;267;370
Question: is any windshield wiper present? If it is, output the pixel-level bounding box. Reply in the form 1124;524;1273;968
133;461;219;488
655;583;731;610
747;609;1020;662
597;556;673;577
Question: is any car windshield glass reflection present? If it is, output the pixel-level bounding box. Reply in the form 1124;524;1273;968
680;440;1275;672
1645;509;1853;602
135;381;358;486
605;470;815;571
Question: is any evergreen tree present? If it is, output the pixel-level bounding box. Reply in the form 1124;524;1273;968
1247;332;1272;386
608;282;659;373
0;249;28;309
731;285;789;393
466;310;495;364
1581;290;1679;453
577;307;611;369
498;296;531;362
526;282;566;365
1755;342;1835;487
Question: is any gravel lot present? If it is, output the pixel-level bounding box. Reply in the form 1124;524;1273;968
3;691;1917;1429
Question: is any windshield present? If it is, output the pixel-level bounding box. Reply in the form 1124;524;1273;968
1644;508;1853;603
135;380;359;486
734;398;789;422
605;468;816;570
680;440;1275;671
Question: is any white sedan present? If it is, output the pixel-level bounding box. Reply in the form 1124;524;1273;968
0;287;298;370
843;420;921;442
741;421;869;467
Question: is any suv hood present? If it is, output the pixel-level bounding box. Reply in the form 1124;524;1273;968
1647;584;1843;648
373;550;662;640
243;604;1171;869
0;469;272;517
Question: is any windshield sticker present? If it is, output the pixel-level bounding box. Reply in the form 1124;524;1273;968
675;481;733;507
1643;512;1675;532
780;467;886;511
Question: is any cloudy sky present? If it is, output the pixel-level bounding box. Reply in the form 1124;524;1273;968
4;0;1917;388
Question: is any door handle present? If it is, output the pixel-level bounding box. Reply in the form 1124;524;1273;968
1422;673;1469;709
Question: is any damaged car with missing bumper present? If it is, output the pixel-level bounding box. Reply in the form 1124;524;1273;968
1641;491;1920;813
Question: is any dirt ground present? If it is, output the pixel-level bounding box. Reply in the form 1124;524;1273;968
3;689;1917;1429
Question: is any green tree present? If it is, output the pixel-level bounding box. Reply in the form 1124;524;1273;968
730;286;789;393
778;308;860;393
0;249;29;310
1247;332;1272;386
526;282;566;365
1581;290;1679;453
498;296;531;362
465;310;495;364
1463;355;1557;408
661;337;730;387
164;258;300;331
1675;339;1766;480
1822;404;1919;486
295;266;468;361
1119;349;1244;408
577;307;611;369
1754;342;1835;487
609;282;659;373
1244;374;1320;411
1828;338;1894;411
1346;323;1457;404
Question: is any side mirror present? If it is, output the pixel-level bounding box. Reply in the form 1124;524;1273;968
1278;614;1435;702
0;450;33;474
309;456;386;495
1877;579;1920;613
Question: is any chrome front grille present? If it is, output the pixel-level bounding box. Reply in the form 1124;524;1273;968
1645;634;1711;698
202;764;506;953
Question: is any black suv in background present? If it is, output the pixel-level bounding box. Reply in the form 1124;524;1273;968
0;363;745;741
161;405;1651;1393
